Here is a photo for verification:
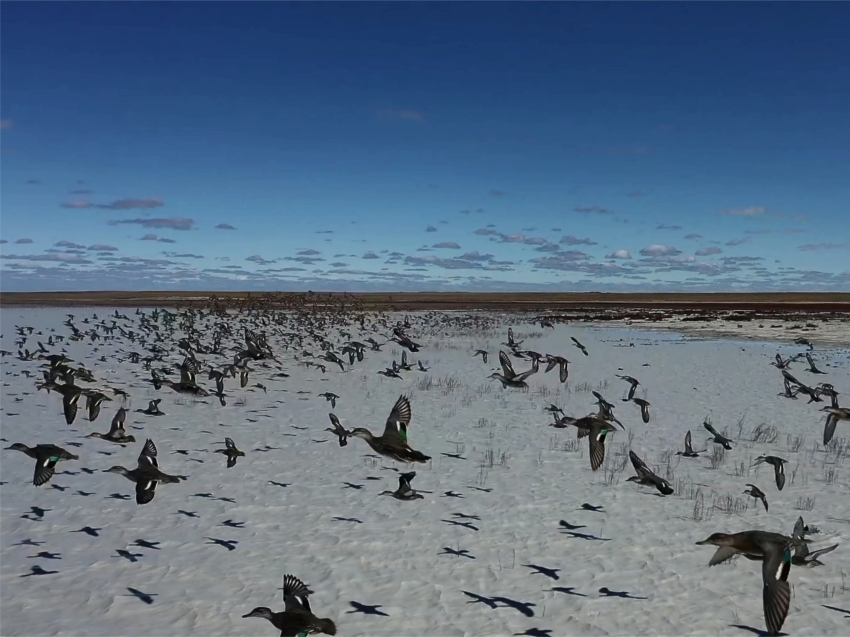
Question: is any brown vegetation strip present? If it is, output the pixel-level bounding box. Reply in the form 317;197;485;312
1;290;850;313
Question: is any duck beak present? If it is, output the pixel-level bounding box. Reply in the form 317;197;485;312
695;538;711;545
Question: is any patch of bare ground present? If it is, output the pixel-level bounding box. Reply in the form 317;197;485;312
2;290;849;314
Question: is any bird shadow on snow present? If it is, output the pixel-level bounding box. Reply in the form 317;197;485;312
598;587;647;600
730;624;788;636
462;591;536;617
523;563;560;580
347;601;389;616
821;603;850;619
516;629;552;637
126;587;156;604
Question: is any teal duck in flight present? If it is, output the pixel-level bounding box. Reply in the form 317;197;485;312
85;407;135;444
104;439;187;505
703;418;733;450
743;484;768;511
319;392;339;409
501;327;523;348
154;366;209;397
242;573;336;636
822;406;850;445
752;456;787;491
48;381;84;425
740;518;838;568
215;437;245;468
696;530;793;636
631;397;651;423
626;450;673;495
6;443;79;486
489;350;538;389
571;336;589;356
676;431;704;457
380;471;424;500
325;414;350;447
616;374;640;401
85;391;112;422
137;399;165;416
348;394;430;463
571;414;617;471
544;354;570;383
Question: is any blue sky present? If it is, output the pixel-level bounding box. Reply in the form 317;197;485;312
2;2;848;292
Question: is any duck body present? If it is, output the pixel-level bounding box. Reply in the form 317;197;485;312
104;439;187;504
349;395;431;464
243;607;336;636
243;573;336;636
696;530;793;636
6;443;79;486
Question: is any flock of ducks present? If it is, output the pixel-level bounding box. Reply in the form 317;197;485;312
1;294;848;636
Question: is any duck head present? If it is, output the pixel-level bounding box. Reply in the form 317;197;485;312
242;606;274;619
696;532;733;546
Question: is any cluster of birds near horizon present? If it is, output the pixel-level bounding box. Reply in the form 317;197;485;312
2;294;849;637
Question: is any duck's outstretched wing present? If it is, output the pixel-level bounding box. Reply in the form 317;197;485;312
138;439;158;468
382;394;412;445
804;543;838;563
781;370;802;387
327;414;349;446
703;419;724;439
180;367;196;386
761;543;792;636
684;431;694;454
88;397;103;423
398;471;416;494
708;546;741;566
135;478;157;505
589;426;608;471
773;463;786;491
498;350;516;379
282;574;314;613
33;457;58;487
629;450;651;479
63;391;80;425
109;408;127;436
824;412;838;445
792;516;806;540
633;399;650;423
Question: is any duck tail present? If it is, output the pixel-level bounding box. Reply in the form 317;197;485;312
316;617;337;635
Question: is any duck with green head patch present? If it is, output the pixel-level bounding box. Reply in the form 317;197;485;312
348;394;430;464
696;530;794;636
6;443;79;486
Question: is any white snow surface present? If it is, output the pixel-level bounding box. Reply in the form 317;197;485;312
1;306;850;636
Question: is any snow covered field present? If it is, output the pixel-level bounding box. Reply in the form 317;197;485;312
2;306;850;636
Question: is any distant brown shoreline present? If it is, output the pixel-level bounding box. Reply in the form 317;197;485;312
1;290;849;313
